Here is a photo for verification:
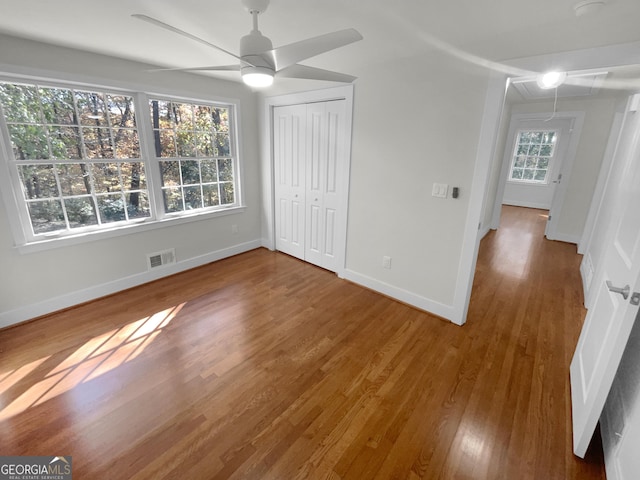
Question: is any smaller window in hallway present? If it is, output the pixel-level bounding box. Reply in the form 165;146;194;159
509;130;557;184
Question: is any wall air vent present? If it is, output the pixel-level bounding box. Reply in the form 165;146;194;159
147;248;176;270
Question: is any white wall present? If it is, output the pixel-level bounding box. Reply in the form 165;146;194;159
0;34;263;327
343;51;490;310
502;181;553;210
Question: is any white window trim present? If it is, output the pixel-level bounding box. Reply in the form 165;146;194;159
0;73;246;253
506;128;559;186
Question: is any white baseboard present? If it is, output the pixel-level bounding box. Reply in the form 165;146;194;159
548;232;581;245
502;200;551;210
0;239;262;330
341;269;456;323
479;224;492;240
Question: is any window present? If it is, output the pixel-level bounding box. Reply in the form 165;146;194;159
149;99;236;213
0;82;147;235
0;78;241;246
509;130;557;184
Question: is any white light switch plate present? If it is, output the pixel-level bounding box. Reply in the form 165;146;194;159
432;183;448;198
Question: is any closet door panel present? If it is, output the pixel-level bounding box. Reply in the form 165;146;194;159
274;104;306;260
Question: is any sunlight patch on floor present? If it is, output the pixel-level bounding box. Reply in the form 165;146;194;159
0;303;184;422
493;228;535;280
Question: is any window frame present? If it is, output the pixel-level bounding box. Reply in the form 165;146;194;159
507;128;559;185
0;74;245;253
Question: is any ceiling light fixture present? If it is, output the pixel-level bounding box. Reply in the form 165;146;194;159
242;69;274;88
537;71;567;90
573;0;606;16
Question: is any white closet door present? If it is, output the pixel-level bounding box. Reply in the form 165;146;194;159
305;103;325;268
273;99;347;273
274;104;306;260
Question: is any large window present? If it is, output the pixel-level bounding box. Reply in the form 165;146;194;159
0;78;240;245
508;130;557;184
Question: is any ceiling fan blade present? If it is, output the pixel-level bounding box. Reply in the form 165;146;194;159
147;65;241;73
132;14;249;65
276;64;357;83
268;28;363;72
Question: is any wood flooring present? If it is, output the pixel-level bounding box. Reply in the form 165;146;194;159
0;206;606;479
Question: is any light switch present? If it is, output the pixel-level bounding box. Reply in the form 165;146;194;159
432;183;448;198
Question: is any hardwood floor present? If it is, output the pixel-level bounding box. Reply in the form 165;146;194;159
0;205;605;479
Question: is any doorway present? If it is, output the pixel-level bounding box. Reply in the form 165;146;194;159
491;110;584;242
273;99;348;272
262;85;354;277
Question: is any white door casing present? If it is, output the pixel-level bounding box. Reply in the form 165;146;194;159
570;97;640;458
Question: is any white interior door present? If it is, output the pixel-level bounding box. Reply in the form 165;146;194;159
274;104;306;260
570;101;640;458
613;390;640;479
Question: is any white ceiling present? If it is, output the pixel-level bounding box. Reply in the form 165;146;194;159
0;0;639;85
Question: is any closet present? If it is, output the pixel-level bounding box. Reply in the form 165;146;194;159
273;100;347;272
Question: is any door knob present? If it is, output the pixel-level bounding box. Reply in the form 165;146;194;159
606;280;630;300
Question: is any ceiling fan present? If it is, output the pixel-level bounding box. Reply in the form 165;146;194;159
132;0;363;88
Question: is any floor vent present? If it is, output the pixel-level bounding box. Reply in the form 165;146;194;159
147;248;176;270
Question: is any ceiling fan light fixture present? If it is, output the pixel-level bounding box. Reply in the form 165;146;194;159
242;69;274;88
537;71;567;89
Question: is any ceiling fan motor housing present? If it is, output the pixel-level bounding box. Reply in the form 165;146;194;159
240;30;275;76
241;0;270;14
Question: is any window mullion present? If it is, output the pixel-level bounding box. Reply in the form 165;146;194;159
135;92;164;221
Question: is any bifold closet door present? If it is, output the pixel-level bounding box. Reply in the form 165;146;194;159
273;100;346;273
274;104;306;260
304;101;345;272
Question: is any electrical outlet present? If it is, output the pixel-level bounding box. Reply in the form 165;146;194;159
383;256;391;269
232;224;239;234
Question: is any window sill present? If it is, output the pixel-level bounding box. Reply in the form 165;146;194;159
16;205;246;254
